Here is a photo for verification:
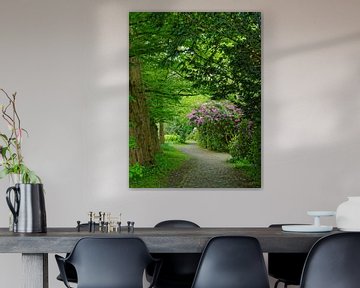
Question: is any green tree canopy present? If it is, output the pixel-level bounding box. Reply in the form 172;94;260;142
130;12;261;122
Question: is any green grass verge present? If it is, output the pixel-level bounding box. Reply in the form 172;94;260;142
129;143;189;188
230;158;261;188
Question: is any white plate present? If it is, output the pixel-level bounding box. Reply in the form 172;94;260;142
282;225;333;232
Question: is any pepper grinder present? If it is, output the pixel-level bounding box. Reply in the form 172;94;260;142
77;221;81;232
127;221;135;233
88;211;93;232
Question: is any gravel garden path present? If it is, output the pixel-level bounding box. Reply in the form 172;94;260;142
168;143;255;188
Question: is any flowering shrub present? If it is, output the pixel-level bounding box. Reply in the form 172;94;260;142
187;100;242;152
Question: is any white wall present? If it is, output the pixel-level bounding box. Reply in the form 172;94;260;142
0;0;360;287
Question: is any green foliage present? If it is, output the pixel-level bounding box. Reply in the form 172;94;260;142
165;117;193;143
142;63;183;123
164;95;208;144
129;162;144;180
248;125;261;174
228;123;261;186
130;11;261;122
0;162;41;184
129;144;188;188
129;136;137;149
228;119;252;160
164;134;181;143
229;157;260;187
197;125;226;151
231;158;253;169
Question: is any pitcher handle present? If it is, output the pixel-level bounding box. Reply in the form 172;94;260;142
6;186;20;224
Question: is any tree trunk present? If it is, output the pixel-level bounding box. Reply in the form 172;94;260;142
129;56;159;166
159;122;165;144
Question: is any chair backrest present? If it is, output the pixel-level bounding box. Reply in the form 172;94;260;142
191;236;270;288
66;237;154;288
300;232;360;288
268;224;308;285
155;219;200;228
150;220;201;287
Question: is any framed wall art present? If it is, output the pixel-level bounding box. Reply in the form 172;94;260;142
129;12;261;188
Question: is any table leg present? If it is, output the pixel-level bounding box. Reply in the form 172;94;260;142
22;253;48;288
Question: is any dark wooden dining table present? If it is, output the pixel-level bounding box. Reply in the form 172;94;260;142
0;226;339;288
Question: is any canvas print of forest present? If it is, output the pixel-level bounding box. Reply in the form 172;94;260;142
129;12;261;188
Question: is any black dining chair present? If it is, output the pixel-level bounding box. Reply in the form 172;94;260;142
55;237;160;288
268;224;308;288
191;236;270;288
146;220;201;288
56;223;99;284
300;232;360;288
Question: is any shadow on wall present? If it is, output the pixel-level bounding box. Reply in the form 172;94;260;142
269;31;360;60
265;29;360;213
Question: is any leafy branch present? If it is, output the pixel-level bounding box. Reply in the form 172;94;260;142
0;88;41;183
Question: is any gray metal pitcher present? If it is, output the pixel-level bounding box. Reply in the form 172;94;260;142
6;183;47;233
